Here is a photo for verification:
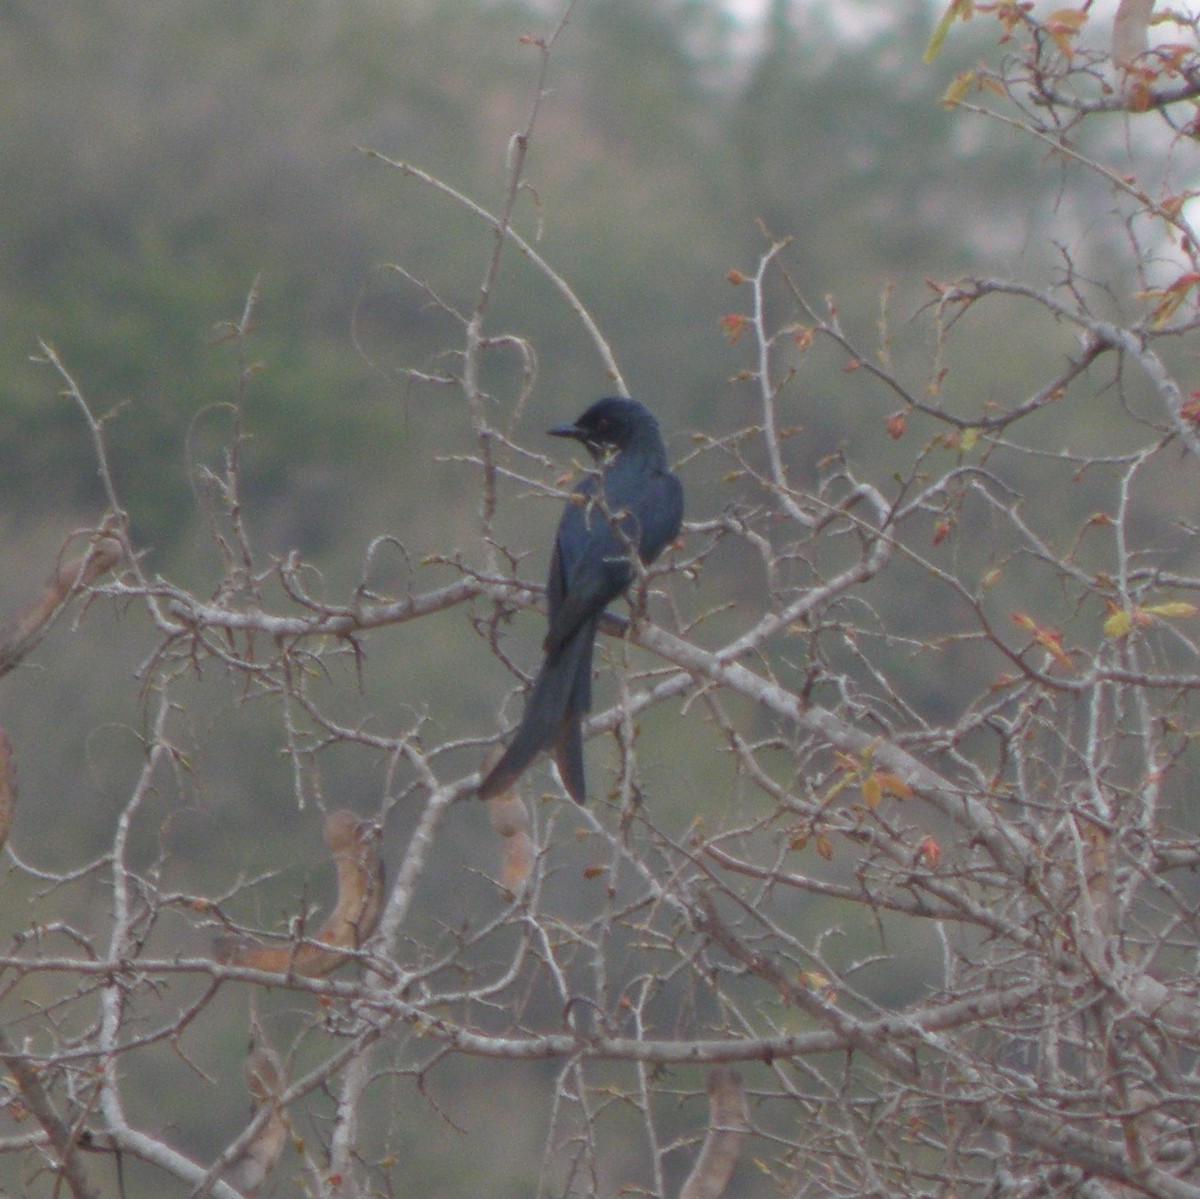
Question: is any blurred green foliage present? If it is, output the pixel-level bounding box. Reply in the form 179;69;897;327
0;0;1047;548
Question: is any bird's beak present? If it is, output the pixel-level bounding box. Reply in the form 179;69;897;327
547;422;586;441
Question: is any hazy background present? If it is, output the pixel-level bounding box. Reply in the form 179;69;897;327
0;1;1180;1194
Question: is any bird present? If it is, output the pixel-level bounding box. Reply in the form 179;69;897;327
478;397;684;803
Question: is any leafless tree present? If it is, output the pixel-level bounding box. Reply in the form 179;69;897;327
5;4;1200;1198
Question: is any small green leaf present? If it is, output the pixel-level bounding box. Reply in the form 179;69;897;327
1143;601;1198;619
925;0;972;62
1103;608;1133;639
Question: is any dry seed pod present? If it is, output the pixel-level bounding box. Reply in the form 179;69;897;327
678;1066;750;1199
222;1047;288;1197
215;810;383;977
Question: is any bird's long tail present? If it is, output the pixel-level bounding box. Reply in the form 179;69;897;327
478;619;597;802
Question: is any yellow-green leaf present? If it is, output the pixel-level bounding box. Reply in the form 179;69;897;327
1103;608;1133;639
941;70;975;107
1142;601;1198;619
862;772;883;810
925;0;973;62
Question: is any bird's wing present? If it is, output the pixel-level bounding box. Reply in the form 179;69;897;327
544;462;681;659
544;476;628;657
629;470;684;564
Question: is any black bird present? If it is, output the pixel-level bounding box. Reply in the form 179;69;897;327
478;397;684;803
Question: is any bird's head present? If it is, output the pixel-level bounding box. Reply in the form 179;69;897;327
547;397;657;460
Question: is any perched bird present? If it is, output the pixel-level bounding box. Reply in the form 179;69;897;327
478;397;684;803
